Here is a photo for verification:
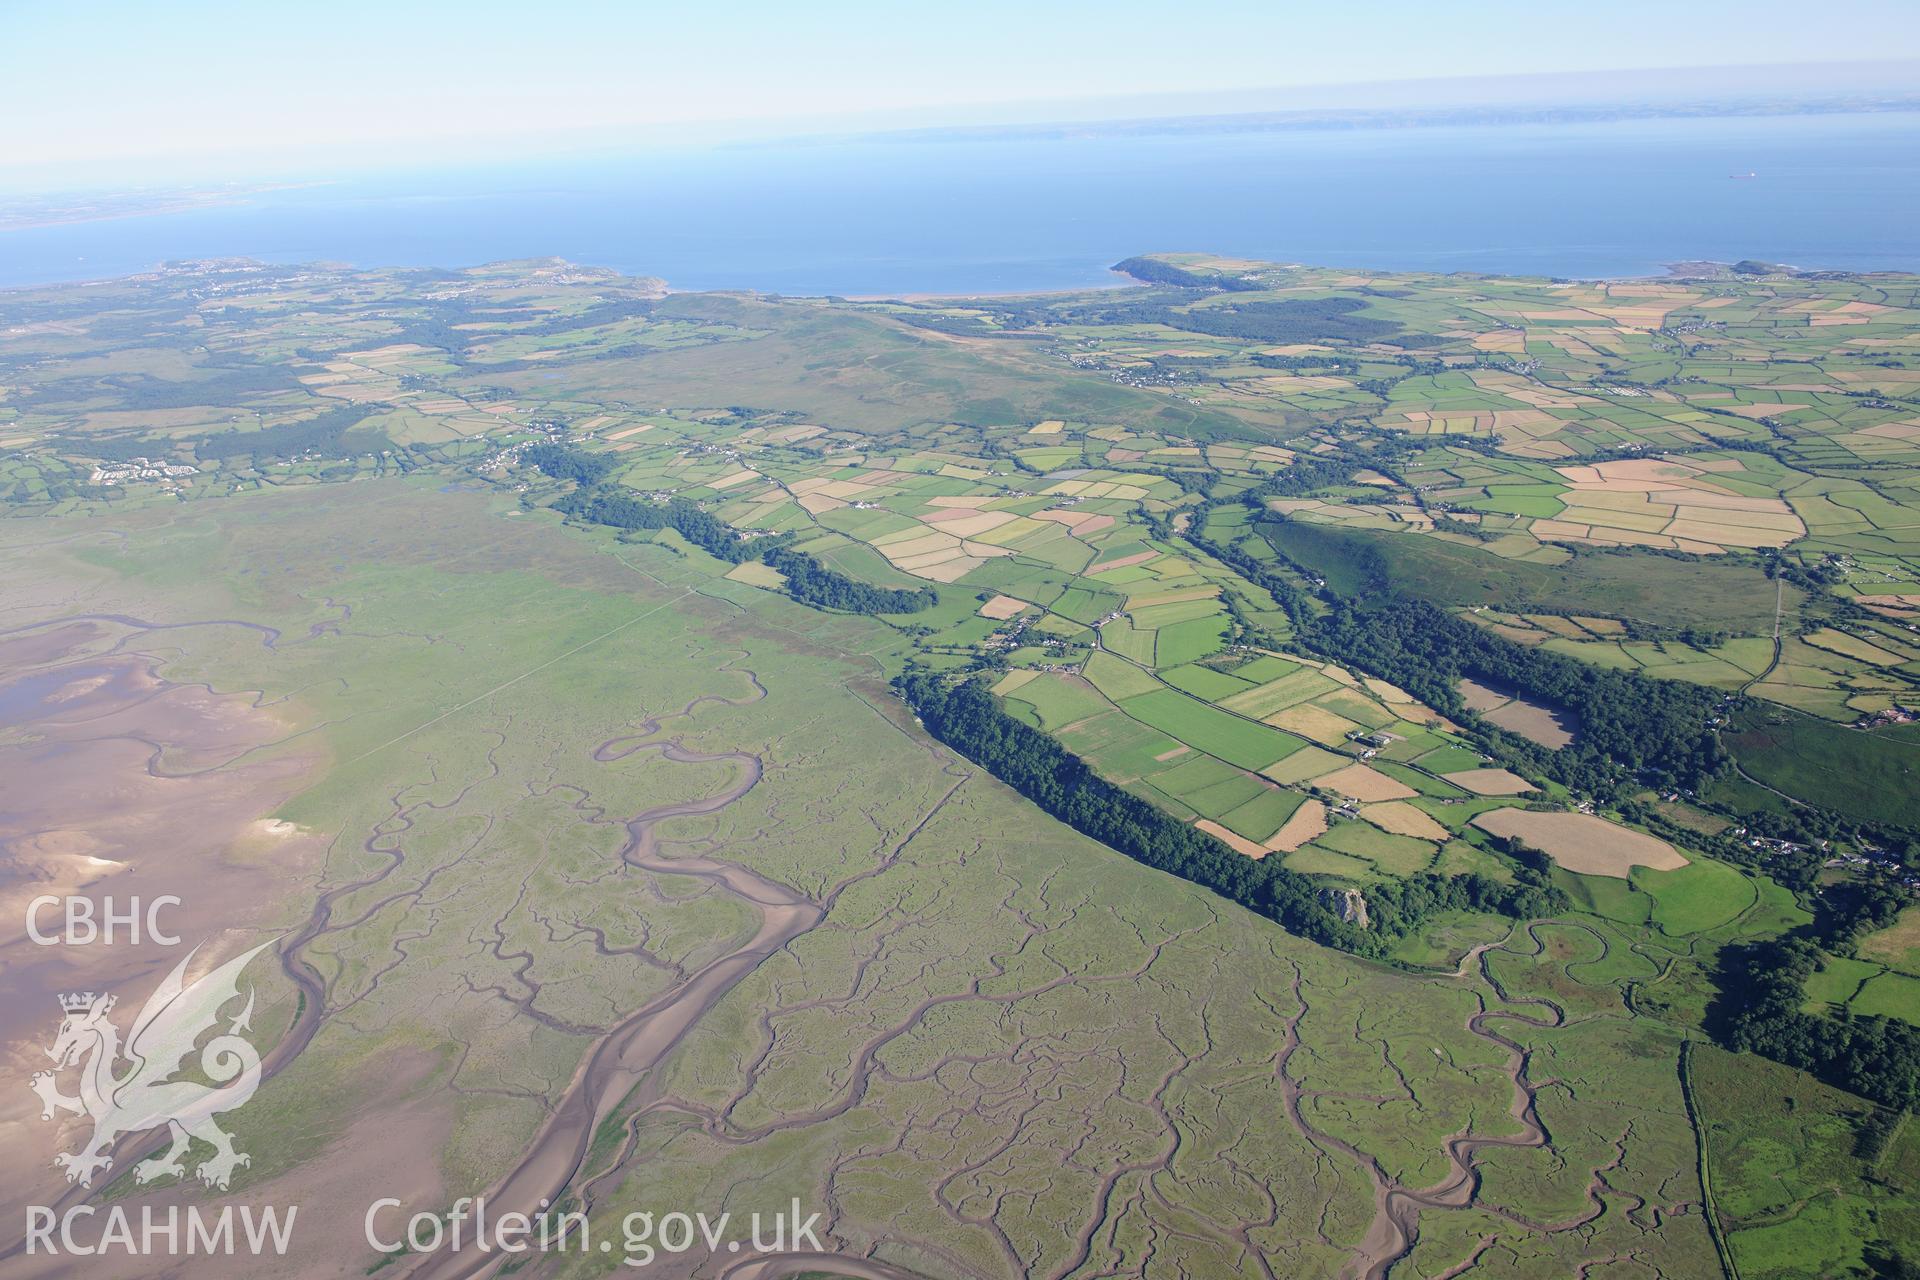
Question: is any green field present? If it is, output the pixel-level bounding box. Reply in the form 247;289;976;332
1119;688;1307;770
1310;820;1437;877
1635;858;1756;936
1694;1044;1920;1279
1860;905;1920;972
1853;971;1920;1023
1218;787;1306;842
1159;660;1252;700
1724;703;1920;828
1000;672;1114;730
1263;519;1802;633
1153;613;1230;665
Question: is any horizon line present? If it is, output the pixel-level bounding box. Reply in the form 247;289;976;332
4;57;1918;193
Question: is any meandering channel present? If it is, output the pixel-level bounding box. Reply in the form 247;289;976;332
1302;932;1570;1280
405;710;832;1279
1;616;885;1278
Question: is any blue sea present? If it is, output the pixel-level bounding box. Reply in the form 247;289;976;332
4;112;1918;294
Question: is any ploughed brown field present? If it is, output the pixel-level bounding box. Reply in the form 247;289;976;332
1471;808;1688;878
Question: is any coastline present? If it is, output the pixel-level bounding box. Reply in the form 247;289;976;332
0;254;1874;301
4;108;1917;293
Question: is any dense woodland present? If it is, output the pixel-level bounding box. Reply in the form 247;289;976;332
551;485;767;560
1717;935;1920;1111
763;547;935;614
1306;600;1728;793
17;360;301;414
1186;499;1728;796
523;442;617;486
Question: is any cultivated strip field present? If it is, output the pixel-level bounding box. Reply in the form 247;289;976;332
1473;808;1690;878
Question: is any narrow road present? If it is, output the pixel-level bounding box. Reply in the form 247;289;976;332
1737;576;1786;697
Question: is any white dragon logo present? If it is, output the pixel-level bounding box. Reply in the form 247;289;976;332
29;939;275;1191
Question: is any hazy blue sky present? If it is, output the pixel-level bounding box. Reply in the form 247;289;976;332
5;0;1920;185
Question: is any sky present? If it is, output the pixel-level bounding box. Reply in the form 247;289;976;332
5;0;1920;188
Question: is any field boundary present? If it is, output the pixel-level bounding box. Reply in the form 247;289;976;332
1680;1039;1741;1280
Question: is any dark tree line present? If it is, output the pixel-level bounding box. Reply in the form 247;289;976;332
896;671;1564;960
764;548;935;614
551;486;777;563
531;448;932;616
1253;352;1362;376
15;360;301;413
